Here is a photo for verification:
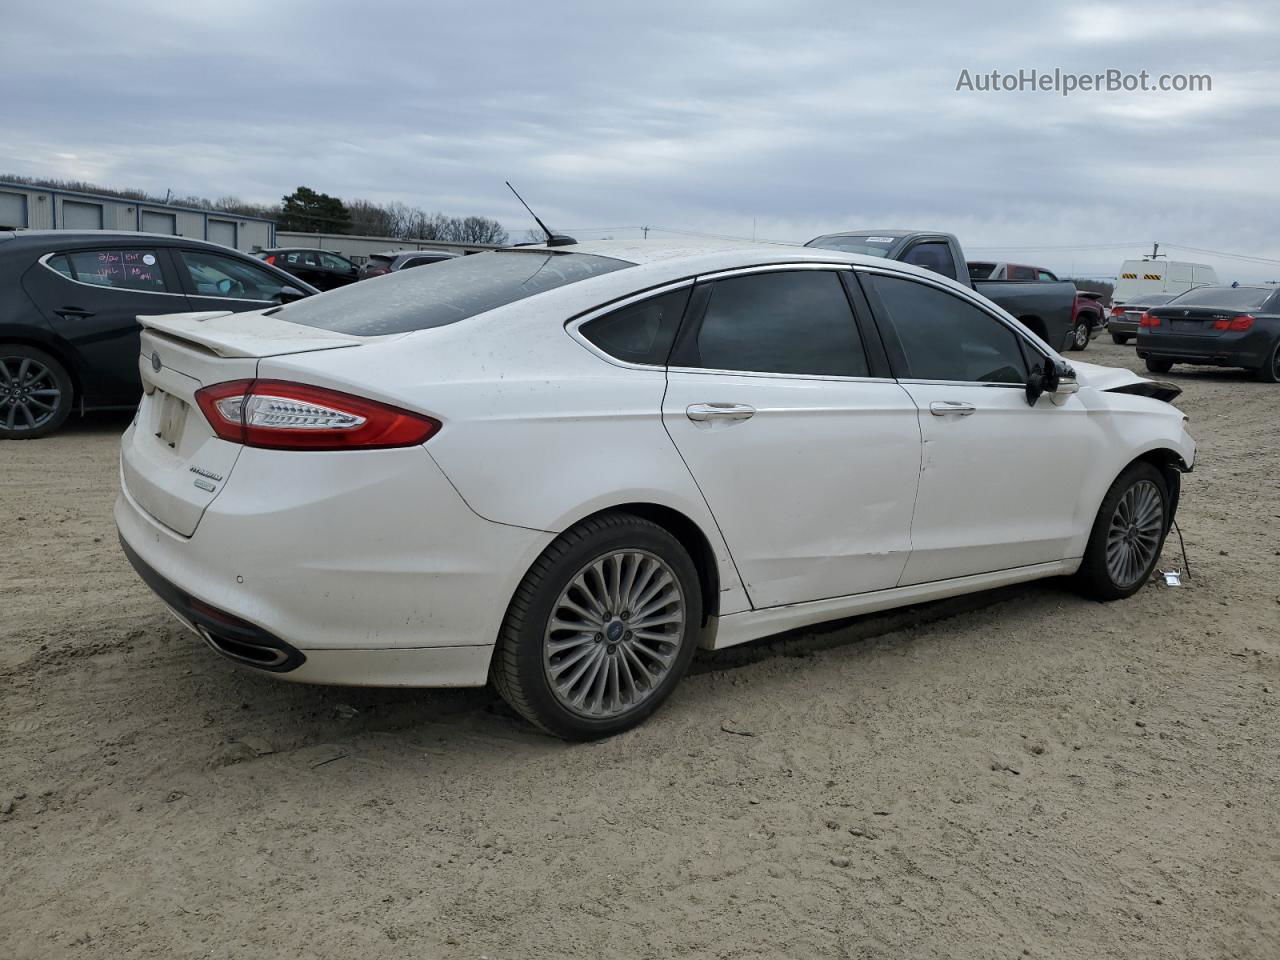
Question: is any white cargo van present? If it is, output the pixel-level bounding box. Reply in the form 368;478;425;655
1113;260;1218;303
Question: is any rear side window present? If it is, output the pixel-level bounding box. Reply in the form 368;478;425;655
675;270;869;377
579;287;691;365
901;242;957;280
274;251;632;336
865;273;1030;384
58;249;168;292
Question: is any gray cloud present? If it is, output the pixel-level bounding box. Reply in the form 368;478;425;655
3;0;1278;279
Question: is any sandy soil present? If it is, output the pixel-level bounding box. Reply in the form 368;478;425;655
2;339;1277;959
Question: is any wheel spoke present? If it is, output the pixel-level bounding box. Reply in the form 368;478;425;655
543;548;686;720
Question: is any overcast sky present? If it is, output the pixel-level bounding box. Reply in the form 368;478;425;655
4;1;1279;280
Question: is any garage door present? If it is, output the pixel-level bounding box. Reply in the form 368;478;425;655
142;210;177;234
62;200;103;229
207;219;237;248
0;191;28;228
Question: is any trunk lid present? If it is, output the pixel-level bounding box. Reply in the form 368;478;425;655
121;310;363;537
1146;305;1234;337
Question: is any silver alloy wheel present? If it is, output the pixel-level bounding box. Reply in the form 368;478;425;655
1074;322;1089;349
1;355;62;432
1105;479;1164;588
543;549;687;719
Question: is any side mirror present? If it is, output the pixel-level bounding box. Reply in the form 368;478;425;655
274;285;307;303
1025;359;1079;406
216;277;233;295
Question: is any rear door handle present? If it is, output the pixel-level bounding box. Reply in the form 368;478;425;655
54;307;95;319
686;402;756;422
929;401;976;417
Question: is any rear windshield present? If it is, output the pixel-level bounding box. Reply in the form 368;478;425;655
1165;286;1273;310
805;235;901;257
274;250;632;335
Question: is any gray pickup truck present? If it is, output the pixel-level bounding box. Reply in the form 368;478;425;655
805;230;1077;353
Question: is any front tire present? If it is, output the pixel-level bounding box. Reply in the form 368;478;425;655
491;512;703;740
0;345;74;439
1076;462;1169;601
1111;333;1130;345
1145;357;1173;373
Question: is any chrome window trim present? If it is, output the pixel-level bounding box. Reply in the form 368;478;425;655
666;366;896;385
695;262;854;282
37;250;180;297
183;293;277;305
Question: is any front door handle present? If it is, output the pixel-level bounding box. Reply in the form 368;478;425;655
55;307;95;319
686;402;756;422
929;400;976;417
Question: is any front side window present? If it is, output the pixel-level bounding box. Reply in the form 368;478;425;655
1036;270;1057;281
676;270;869;377
864;273;1030;384
579;287;691;366
180;249;291;300
901;242;957;280
59;249;168;292
1008;265;1036;281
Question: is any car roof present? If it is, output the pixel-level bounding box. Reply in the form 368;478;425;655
809;229;917;240
2;229;249;253
261;247;344;255
503;238;979;292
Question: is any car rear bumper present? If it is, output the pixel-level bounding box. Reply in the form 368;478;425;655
1136;336;1268;367
1107;319;1139;335
116;443;554;686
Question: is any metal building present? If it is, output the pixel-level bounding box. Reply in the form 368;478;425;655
0;180;275;252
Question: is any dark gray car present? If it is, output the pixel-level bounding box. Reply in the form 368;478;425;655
1107;293;1176;344
1137;285;1280;382
359;249;460;280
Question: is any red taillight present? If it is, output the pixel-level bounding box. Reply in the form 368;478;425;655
264;255;277;266
194;379;440;451
1110;305;1127;318
1212;314;1255;331
1139;312;1160;327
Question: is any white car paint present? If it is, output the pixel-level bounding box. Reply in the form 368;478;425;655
116;239;1195;692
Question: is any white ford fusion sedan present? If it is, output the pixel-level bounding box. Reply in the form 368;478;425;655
117;239;1195;739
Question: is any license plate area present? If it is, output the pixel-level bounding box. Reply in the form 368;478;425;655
154;389;188;449
1170;319;1218;334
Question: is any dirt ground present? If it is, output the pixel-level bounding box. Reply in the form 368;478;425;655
2;338;1277;959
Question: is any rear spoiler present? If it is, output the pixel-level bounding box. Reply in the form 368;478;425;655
137;310;363;359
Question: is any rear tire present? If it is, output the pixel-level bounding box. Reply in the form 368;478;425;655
1145;357;1173;373
1069;320;1090;351
1255;340;1280;383
0;345;74;439
491;512;703;740
1076;462;1169;601
1111;333;1130;345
